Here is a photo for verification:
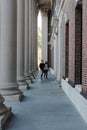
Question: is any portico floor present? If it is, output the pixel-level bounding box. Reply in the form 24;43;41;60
4;71;87;130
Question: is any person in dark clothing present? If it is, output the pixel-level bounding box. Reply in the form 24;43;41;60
39;60;45;79
44;61;49;78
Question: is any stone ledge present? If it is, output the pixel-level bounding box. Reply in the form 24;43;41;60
61;78;87;124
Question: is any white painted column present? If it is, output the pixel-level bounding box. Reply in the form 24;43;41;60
54;25;59;78
57;22;62;82
24;0;29;78
42;11;48;62
54;35;58;77
56;34;58;77
0;0;23;101
17;0;28;89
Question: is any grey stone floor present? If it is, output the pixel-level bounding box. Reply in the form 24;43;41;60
4;71;87;130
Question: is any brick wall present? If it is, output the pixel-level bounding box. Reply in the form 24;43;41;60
62;0;82;86
64;0;76;85
75;4;82;84
65;21;69;78
82;0;87;98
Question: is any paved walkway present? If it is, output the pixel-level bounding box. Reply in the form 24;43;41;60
4;71;87;130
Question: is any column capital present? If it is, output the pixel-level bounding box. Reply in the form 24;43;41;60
41;9;48;16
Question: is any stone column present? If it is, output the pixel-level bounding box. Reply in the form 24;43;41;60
33;1;36;71
54;19;58;78
24;0;29;79
28;0;34;81
28;0;36;79
17;0;28;89
29;0;32;74
0;2;12;121
29;0;34;73
42;11;48;62
32;1;38;72
31;0;34;71
34;2;38;71
0;0;23;101
54;34;58;77
57;21;62;82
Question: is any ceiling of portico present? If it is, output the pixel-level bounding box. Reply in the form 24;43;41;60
36;0;52;12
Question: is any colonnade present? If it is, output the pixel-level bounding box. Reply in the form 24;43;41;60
0;0;38;128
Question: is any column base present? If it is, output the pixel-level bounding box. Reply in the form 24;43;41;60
0;107;11;129
25;75;33;83
0;89;24;101
26;80;31;84
18;80;29;90
3;94;24;101
29;71;36;79
19;84;29;90
31;72;36;79
25;75;30;80
24;73;30;80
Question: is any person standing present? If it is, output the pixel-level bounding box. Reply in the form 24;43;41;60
39;60;45;79
44;61;49;79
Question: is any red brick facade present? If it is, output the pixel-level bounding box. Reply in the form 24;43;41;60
65;21;69;78
63;0;76;85
62;0;87;97
50;0;87;98
82;0;87;98
75;3;82;84
61;0;82;85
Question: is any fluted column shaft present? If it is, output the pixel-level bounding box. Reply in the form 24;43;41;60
0;0;23;101
17;0;27;88
28;0;38;79
57;23;62;81
33;1;36;71
29;0;32;73
42;11;48;62
34;10;38;70
31;0;35;71
24;0;29;78
34;2;38;71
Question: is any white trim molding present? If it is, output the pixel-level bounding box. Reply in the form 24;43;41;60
61;79;87;124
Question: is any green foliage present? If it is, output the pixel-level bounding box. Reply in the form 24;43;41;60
38;27;42;48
